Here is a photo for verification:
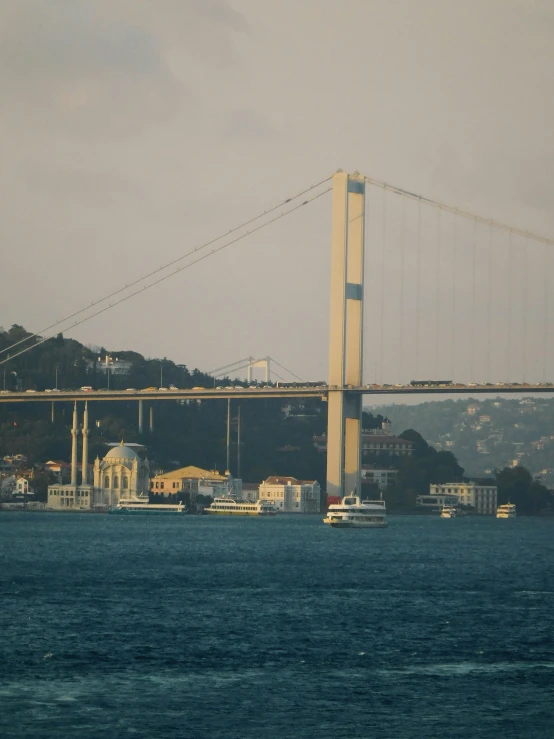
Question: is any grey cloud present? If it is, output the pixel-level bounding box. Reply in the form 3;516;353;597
221;108;281;142
0;0;180;134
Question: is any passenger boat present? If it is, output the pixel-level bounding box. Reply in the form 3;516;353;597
109;496;185;514
496;503;517;519
440;505;457;518
323;494;387;528
205;497;278;516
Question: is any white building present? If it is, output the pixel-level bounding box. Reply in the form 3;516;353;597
416;493;460;510
361;467;397;489
258;476;321;513
93;442;150;508
428;482;497;515
48;402;149;511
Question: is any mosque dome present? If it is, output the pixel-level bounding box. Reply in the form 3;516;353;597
104;442;139;462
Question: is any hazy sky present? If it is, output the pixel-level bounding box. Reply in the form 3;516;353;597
1;0;553;383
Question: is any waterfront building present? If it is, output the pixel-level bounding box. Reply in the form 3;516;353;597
258;476;321;513
416;493;460;511
429;482;497;515
93;442;150;508
47;402;149;510
150;465;241;499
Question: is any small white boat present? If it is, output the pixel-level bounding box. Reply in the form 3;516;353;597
323;494;387;528
440;505;457;518
496;503;517;519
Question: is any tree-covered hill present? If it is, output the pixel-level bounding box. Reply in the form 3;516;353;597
0;324;329;484
371;396;554;487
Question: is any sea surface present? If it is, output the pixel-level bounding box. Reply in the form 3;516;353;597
1;512;553;739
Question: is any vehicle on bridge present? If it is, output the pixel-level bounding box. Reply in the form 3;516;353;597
410;380;453;387
276;381;326;388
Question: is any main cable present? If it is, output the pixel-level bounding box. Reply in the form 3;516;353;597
364;175;554;246
0;187;331;367
0;174;333;357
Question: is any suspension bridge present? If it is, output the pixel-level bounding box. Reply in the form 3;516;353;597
1;171;553;497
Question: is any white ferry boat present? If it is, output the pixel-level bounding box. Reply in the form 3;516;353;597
496;503;517;519
109;496;185;515
440;505;457;518
323;494;387;528
205;497;278;516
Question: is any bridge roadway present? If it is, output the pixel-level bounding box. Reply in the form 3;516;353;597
1;383;554;403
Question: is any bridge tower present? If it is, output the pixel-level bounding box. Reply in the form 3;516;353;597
326;172;365;499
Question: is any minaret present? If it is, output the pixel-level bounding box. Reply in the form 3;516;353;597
70;402;79;486
81;401;89;485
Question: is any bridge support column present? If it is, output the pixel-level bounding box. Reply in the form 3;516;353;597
138;399;143;434
149;405;154;434
326;172;365;499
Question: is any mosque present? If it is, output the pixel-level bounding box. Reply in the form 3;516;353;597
47;402;150;511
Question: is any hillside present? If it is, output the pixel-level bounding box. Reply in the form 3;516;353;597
0;324;328;485
371;396;554;486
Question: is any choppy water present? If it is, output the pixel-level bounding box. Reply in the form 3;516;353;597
1;512;553;738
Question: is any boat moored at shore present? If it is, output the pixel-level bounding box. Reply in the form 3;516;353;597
109;496;185;514
205;497;278;516
440;505;457;518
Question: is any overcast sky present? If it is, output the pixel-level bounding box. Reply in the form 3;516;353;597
1;0;553;383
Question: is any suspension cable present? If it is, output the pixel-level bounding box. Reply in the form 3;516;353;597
0;187;331;367
0;175;333;358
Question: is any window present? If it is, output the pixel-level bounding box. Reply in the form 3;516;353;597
113;476;119;489
122;477;129;490
104;476;109;488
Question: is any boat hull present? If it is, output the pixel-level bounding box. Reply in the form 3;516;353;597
204;510;276;516
108;508;185;515
323;519;387;528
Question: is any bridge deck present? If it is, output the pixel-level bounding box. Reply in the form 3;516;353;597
1;384;553;403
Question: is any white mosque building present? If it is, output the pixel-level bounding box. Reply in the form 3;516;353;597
47;402;149;511
93;441;150;508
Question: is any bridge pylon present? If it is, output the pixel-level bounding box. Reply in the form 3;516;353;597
326;172;365;499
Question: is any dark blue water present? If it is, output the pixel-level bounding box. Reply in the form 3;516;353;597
1;513;553;738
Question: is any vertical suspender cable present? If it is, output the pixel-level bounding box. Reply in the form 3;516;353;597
507;231;513;381
379;188;387;384
542;242;548;382
470;219;477;381
486;223;492;382
415;198;422;378
399;194;406;381
451;213;457;380
523;239;529;382
434;208;442;373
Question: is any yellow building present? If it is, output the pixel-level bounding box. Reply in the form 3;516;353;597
150;465;241;498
